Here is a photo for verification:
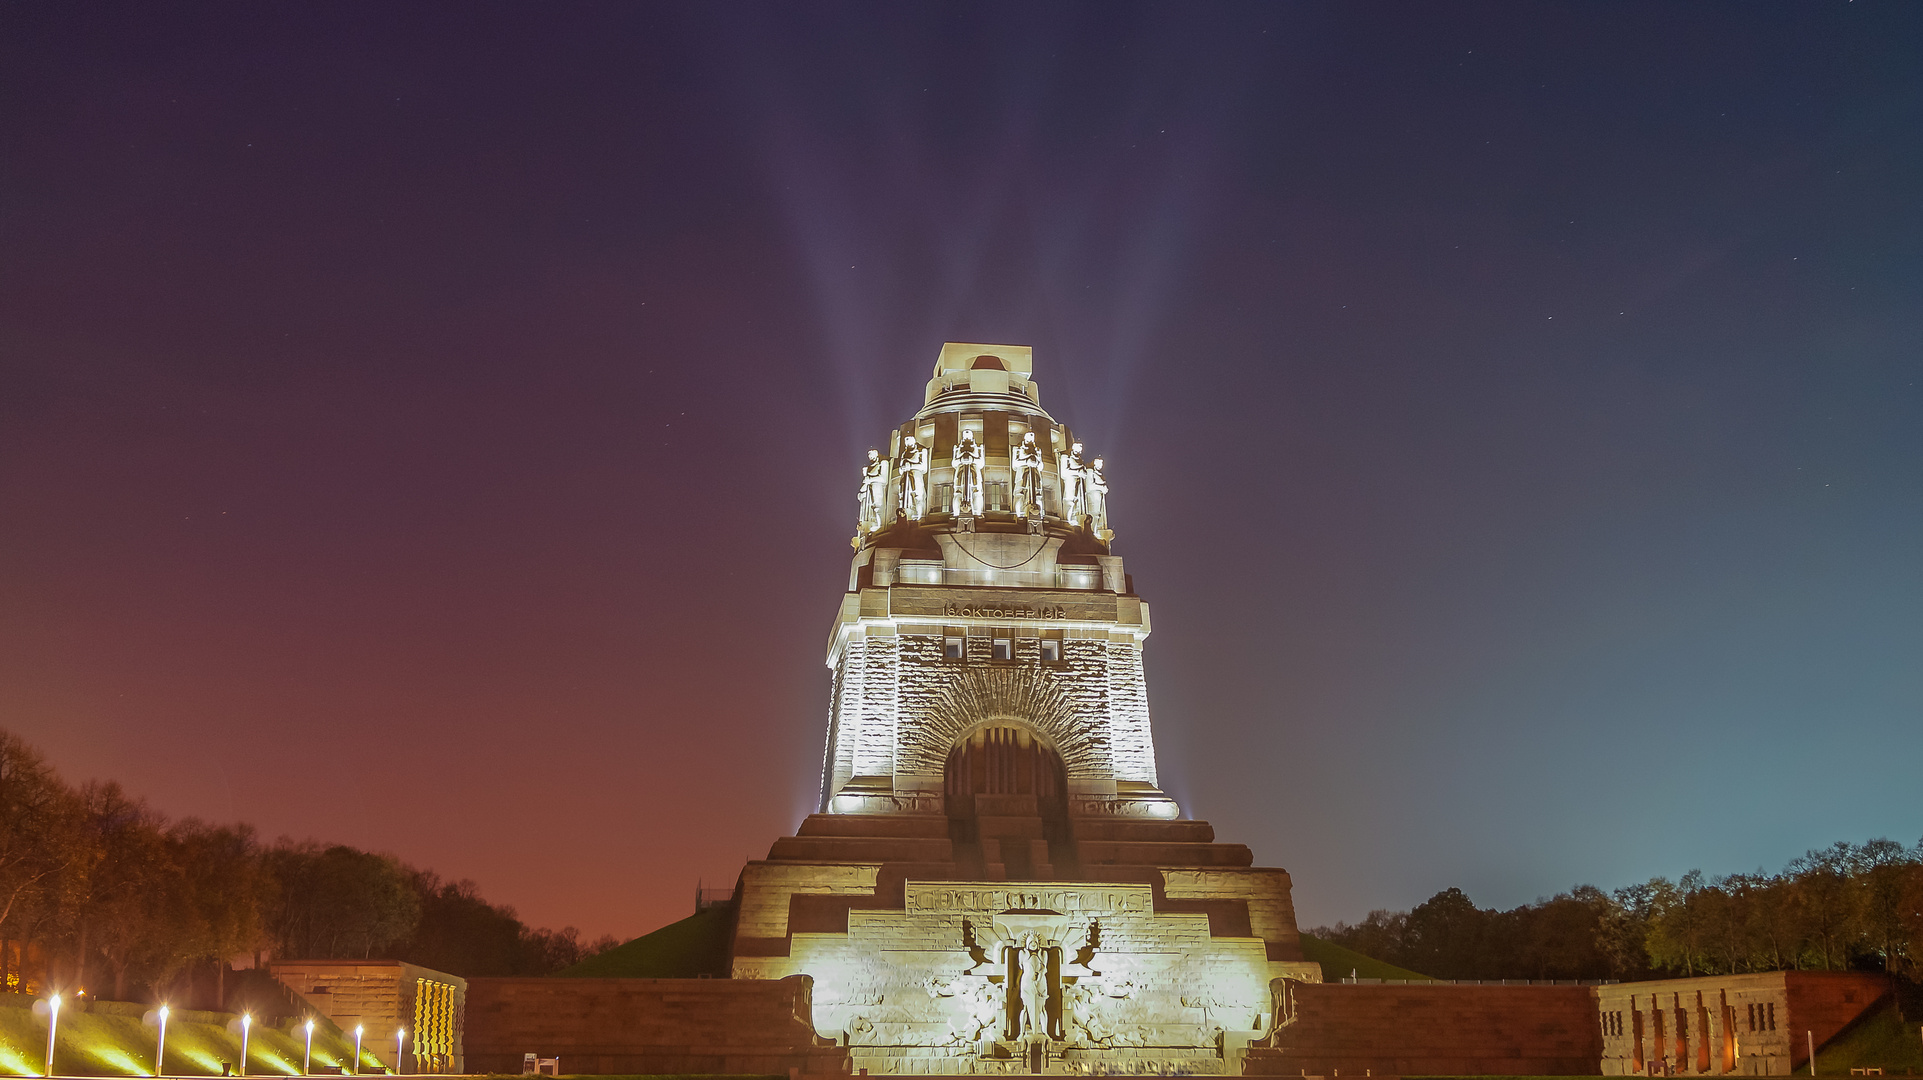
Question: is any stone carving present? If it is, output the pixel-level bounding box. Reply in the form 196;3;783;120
908;884;1150;916
1060;440;1090;526
897;666;1095;781
951;431;984;518
857;448;890;534
1011;432;1044;518
1017;932;1051;1039
896;436;929;519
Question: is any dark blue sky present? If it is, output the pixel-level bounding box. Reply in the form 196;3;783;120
3;2;1919;939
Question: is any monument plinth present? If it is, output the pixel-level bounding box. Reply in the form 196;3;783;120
733;343;1318;1075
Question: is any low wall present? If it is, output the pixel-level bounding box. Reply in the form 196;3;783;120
1246;980;1603;1076
463;975;849;1076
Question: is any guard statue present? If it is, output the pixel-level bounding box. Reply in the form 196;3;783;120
896;435;930;520
952;431;984;518
1012;431;1045;519
857;448;890;534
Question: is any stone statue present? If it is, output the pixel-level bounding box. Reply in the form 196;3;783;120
1059;441;1089;526
952;431;984;518
1086;457;1109;534
857;448;889;534
1018;931;1051;1039
1011;432;1044;518
896;436;929;520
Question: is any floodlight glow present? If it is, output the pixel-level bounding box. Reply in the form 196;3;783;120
44;994;61;1078
157;1004;171;1077
303;1019;315;1075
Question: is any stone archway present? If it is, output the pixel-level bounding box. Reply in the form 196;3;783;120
941;722;1074;879
901;666;1107;783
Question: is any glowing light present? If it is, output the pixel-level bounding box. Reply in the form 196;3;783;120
352;1027;363;1076
45;994;61;1079
240;1013;252;1078
157;1003;171;1077
303;1018;315;1075
394;1029;405;1076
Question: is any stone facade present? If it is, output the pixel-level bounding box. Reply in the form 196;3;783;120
737;344;1317;1074
269;959;466;1074
1596;971;1893;1076
462;975;847;1076
1246;981;1604;1076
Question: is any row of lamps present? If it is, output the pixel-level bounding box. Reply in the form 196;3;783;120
40;992;408;1078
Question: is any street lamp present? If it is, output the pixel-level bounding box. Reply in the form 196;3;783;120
239;1013;252;1078
393;1028;405;1076
303;1019;315;1076
156;1005;170;1078
352;1026;363;1077
44;994;60;1079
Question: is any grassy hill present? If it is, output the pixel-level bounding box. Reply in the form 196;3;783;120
556;905;734;979
0;995;377;1077
1298;932;1434;981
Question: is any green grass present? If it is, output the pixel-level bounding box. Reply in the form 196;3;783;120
1811;997;1923;1076
0;995;386;1077
554;906;733;979
1298;932;1434;982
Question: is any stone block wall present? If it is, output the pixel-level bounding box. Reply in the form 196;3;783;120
462;975;847;1076
1598;971;1892;1076
1247;981;1603;1076
270;959;466;1073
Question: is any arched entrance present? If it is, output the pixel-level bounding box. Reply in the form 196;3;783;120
943;725;1073;877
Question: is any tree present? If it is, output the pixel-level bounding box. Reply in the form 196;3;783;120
0;732;79;937
74;781;187;1000
170;820;268;1006
1788;844;1858;970
1851;838;1918;974
264;843;420;959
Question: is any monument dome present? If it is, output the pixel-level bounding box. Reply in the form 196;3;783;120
732;343;1317;1075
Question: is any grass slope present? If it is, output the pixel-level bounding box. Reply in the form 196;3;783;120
1298;932;1434;981
0;996;382;1077
1812;997;1923;1076
555;905;733;979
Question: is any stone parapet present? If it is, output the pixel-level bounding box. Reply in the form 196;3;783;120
462;975;847;1076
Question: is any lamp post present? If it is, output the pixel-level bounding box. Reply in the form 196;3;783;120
393;1028;406;1076
44;994;61;1079
352;1026;363;1077
156;1005;170;1078
303;1019;315;1076
239;1013;252;1078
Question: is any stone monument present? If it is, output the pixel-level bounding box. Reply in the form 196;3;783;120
733;343;1318;1075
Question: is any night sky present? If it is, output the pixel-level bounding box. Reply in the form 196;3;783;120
4;2;1921;942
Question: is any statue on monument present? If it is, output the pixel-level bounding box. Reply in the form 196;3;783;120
952;430;984;518
857;448;889;534
1060;440;1090;526
1087;456;1109;535
1018;932;1051;1040
1012;431;1044;518
896;435;929;520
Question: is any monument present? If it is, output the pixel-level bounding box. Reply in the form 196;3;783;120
733;343;1319;1075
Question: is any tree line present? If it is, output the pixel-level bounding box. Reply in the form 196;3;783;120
0;730;619;1004
1311;838;1923;982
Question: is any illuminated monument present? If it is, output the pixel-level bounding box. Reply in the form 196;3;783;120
732;343;1319;1075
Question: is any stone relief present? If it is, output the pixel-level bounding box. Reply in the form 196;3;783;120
951;431;984;518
